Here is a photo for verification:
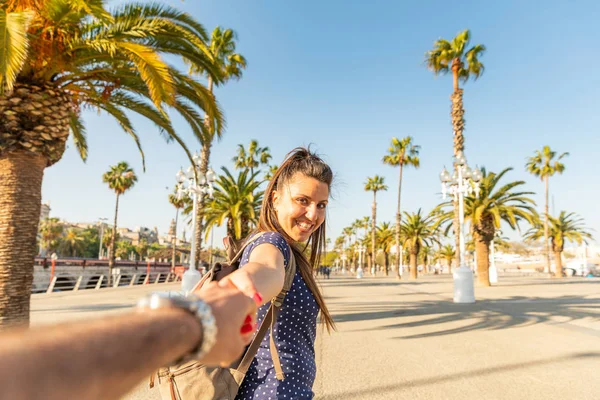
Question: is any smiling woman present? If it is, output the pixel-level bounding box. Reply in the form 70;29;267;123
208;147;336;400
0;0;224;326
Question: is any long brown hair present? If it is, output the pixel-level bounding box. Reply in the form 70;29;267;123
257;147;336;332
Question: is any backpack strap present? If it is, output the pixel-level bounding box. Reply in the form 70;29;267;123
237;248;296;380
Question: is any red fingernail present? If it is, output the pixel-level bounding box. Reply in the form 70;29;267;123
241;323;254;334
252;293;263;305
244;315;252;324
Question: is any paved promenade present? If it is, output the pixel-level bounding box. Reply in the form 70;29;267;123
31;274;600;399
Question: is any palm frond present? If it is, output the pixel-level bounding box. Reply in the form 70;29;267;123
0;9;32;94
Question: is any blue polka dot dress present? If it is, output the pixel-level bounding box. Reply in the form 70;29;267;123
235;232;319;400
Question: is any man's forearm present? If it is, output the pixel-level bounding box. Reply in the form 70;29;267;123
0;308;201;400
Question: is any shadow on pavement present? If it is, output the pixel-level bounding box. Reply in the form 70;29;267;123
336;295;600;338
319;352;600;399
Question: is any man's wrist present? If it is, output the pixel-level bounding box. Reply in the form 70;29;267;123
136;293;217;365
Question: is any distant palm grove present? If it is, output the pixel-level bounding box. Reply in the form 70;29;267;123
0;0;591;327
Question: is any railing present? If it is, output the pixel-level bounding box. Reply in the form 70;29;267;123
36;272;182;294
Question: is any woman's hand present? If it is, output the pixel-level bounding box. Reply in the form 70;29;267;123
197;282;260;366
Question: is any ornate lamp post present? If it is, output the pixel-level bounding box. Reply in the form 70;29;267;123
175;153;216;293
440;150;482;303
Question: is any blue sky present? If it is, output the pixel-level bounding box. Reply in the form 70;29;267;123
42;0;600;247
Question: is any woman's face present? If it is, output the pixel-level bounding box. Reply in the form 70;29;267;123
272;173;329;242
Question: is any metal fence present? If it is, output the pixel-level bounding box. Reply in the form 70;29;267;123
36;272;181;294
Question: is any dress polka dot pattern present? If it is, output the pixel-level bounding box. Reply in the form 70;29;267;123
235;232;319;400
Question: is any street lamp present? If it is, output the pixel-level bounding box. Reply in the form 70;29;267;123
175;153;216;294
440;151;482;303
356;244;366;278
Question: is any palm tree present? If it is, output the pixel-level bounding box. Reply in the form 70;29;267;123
526;146;569;273
102;162;137;281
188;26;247;269
436;168;537;286
168;188;188;270
438;244;456;273
264;165;279;181
376;222;395;275
135;239;149;261
364;176;388;273
426;30;485;269
38;217;64;256
233;139;272;176
58;228;85;257
524;211;592;278
0;1;224;325
400;209;439;279
203;167;263;240
383;136;420;278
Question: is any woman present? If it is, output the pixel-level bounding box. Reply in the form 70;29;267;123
218;147;336;399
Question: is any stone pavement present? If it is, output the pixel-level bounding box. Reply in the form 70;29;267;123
31;274;600;399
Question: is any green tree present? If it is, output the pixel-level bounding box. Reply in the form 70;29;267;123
524;211;592;278
187;26;247;269
80;226;100;258
203;167;263;240
438;244;456;273
0;0;224;325
115;240;134;260
135;239;149;261
400;209;439;279
364;176;388;273
58;228;85;257
38;217;63;255
426;30;485;269
102;162;137;280
436;168;537;286
264;164;279;181
383;136;420;278
233;139;272;176
376;222;395;275
525;146;569;274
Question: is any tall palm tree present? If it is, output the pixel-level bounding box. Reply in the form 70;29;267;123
188;26;247;268
102;162;137;281
58;228;85;257
38;217;64;256
383;136;420;278
426;30;485;268
376;222;395;275
525;146;569;273
0;1;224;325
438;244;456;273
364;176;388;274
524;211;592;278
341;226;354;269
168;187;188;270
400;209;439;279
233;139;272;176
203;167;263;240
435;168;537;286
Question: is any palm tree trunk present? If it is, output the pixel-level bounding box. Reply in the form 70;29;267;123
171;208;179;272
395;162;404;278
474;233;491;287
371;192;377;276
409;251;418;279
384;251;389;275
0;151;46;327
554;251;563;278
544;175;551;275
108;193;120;285
451;86;465;268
